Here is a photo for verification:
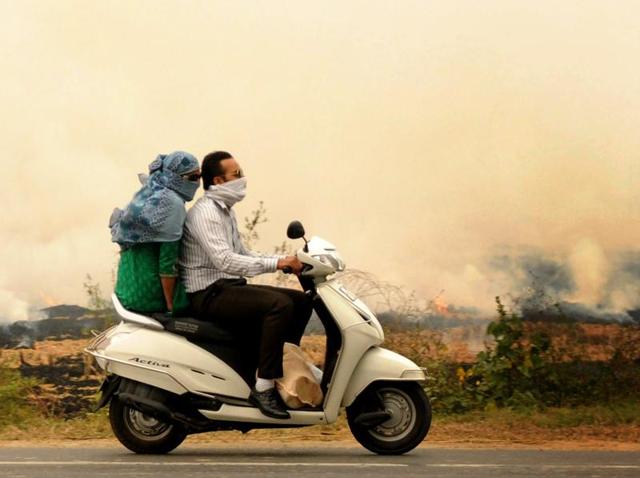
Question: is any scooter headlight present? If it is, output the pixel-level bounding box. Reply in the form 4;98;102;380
313;254;345;271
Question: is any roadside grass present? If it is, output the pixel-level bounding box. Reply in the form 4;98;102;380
0;367;41;431
0;408;112;441
0;364;112;441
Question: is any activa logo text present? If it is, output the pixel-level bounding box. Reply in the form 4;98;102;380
128;357;170;368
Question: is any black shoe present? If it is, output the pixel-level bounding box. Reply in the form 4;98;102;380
249;388;290;419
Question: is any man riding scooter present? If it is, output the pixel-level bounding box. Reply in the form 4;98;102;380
92;182;431;454
179;151;314;419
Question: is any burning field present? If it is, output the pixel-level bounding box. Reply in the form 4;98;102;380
0;316;639;448
0;339;101;417
1;319;639;421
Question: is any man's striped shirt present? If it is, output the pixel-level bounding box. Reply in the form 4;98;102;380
179;193;279;293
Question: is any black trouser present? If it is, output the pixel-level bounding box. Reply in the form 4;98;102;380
188;279;313;379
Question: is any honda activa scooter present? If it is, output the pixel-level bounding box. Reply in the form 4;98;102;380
86;221;431;455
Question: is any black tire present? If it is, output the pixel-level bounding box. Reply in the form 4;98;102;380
346;381;431;455
109;398;187;454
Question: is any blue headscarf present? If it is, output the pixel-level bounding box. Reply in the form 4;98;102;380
110;151;200;249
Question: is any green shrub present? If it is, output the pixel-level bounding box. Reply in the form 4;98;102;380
418;297;640;414
472;297;556;408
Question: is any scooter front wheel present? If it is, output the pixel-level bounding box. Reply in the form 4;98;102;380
109;398;187;454
346;381;431;455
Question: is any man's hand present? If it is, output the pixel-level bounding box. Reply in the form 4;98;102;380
277;256;304;275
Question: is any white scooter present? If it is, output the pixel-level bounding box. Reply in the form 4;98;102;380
86;221;431;455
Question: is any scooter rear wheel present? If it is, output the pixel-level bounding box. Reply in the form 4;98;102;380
109;398;187;454
346;381;431;455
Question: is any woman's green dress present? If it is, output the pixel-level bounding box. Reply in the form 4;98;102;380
114;241;189;315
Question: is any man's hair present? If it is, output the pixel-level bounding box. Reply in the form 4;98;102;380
201;151;233;190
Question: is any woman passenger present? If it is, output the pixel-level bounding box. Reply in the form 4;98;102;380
109;151;200;317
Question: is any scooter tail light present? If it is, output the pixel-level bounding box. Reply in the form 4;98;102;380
86;325;126;352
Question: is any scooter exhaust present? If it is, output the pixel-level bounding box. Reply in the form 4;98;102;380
353;410;392;427
114;378;224;430
117;379;175;420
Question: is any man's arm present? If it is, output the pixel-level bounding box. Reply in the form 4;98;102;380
238;243;302;273
229;212;303;273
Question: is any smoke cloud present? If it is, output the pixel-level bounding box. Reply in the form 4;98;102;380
604;251;640;312
568;239;610;306
0;1;638;319
477;240;640;319
0;287;30;324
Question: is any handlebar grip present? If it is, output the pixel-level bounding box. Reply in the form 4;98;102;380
283;266;293;274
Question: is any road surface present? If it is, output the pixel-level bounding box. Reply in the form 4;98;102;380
0;446;638;477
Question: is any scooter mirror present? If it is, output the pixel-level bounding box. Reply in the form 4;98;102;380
286;220;306;239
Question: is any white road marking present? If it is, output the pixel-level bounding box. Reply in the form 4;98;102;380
425;464;640;469
0;461;406;468
0;461;638;470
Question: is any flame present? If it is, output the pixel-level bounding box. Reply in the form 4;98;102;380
433;296;449;315
39;292;58;307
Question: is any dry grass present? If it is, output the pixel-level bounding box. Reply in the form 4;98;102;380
0;339;93;368
4;322;635;368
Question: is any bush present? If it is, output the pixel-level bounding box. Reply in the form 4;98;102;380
411;297;640;414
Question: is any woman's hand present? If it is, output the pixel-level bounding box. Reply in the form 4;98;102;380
160;276;176;312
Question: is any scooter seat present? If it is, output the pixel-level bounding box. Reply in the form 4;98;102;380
111;294;236;343
156;316;236;343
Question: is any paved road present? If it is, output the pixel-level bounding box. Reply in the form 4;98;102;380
0;446;638;477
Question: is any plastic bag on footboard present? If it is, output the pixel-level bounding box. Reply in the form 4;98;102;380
276;342;323;408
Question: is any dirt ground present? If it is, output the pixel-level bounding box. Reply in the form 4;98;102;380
0;427;640;451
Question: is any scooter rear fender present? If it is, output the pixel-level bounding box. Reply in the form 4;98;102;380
95;374;122;410
340;347;426;407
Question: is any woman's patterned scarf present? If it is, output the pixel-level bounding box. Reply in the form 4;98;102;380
110;151;199;249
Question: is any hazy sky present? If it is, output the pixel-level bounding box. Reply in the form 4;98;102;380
1;1;638;320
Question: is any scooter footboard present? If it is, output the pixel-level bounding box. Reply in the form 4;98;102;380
341;347;426;407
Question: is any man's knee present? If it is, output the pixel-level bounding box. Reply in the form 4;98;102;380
269;293;295;318
293;292;313;319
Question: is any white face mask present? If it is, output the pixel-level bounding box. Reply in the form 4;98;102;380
207;177;247;207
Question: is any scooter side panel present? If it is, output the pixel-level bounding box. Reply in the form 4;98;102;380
340;347;426;407
317;284;384;422
94;324;252;398
106;359;188;395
